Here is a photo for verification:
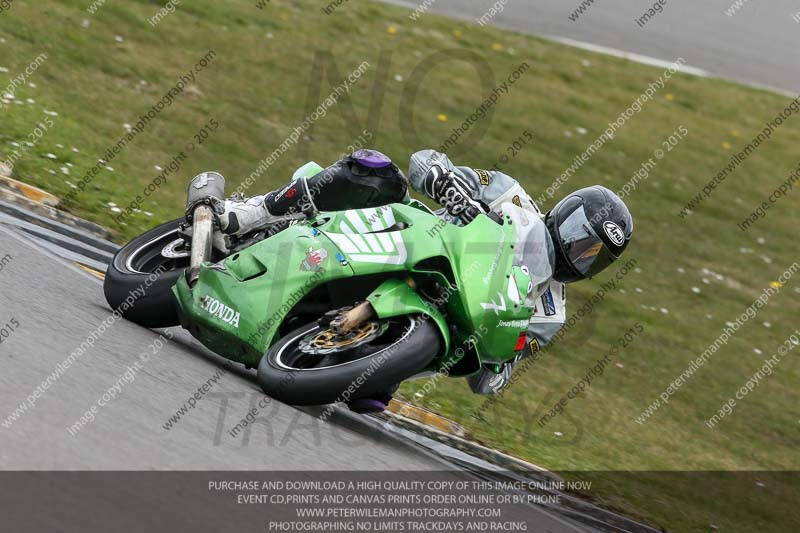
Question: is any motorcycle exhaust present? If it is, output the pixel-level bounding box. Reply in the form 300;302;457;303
186;172;226;287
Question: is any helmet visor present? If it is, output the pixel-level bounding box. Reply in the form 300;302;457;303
557;206;617;278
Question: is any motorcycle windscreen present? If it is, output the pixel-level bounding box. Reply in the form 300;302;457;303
501;203;554;305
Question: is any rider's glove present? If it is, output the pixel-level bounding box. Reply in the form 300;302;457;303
424;165;487;223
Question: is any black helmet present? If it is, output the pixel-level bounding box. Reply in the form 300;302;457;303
545;185;633;283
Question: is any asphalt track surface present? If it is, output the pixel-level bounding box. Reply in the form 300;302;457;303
382;0;800;95
0;218;626;532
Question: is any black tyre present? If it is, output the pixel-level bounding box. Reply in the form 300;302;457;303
258;314;441;405
103;218;189;328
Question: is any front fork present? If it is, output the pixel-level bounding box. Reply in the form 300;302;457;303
185;172;226;287
188;205;214;286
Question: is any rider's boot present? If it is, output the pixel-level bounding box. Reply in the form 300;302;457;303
217;178;316;237
215;181;315;237
184;172;274;237
217;196;277;236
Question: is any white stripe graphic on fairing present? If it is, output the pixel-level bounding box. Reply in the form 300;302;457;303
328;233;359;254
376;232;393;253
346;210;370;234
329;231;408;265
378;206;396;229
337;220;371;253
362;233;381;253
347;232;407;264
331;224;371;253
361;208;381;231
347;232;371;253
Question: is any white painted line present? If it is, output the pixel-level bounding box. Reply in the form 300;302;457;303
379;0;417;9
547;35;797;97
545;35;711;78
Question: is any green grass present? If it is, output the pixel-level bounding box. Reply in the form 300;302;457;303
1;1;799;531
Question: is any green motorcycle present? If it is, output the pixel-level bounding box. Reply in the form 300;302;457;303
104;163;538;406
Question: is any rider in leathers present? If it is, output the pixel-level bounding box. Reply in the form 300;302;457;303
190;149;633;413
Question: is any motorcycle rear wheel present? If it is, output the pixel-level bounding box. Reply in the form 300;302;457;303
103;218;189;328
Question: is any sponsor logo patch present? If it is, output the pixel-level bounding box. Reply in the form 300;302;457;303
200;296;241;328
512;195;522;207
603;221;625;246
541;289;556;316
300;247;328;272
528;338;541;354
475;169;491;185
498;319;529;328
275;180;298;201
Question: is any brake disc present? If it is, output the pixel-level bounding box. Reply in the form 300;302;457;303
161;238;191;259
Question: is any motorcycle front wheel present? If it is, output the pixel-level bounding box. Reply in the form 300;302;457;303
257;314;441;406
